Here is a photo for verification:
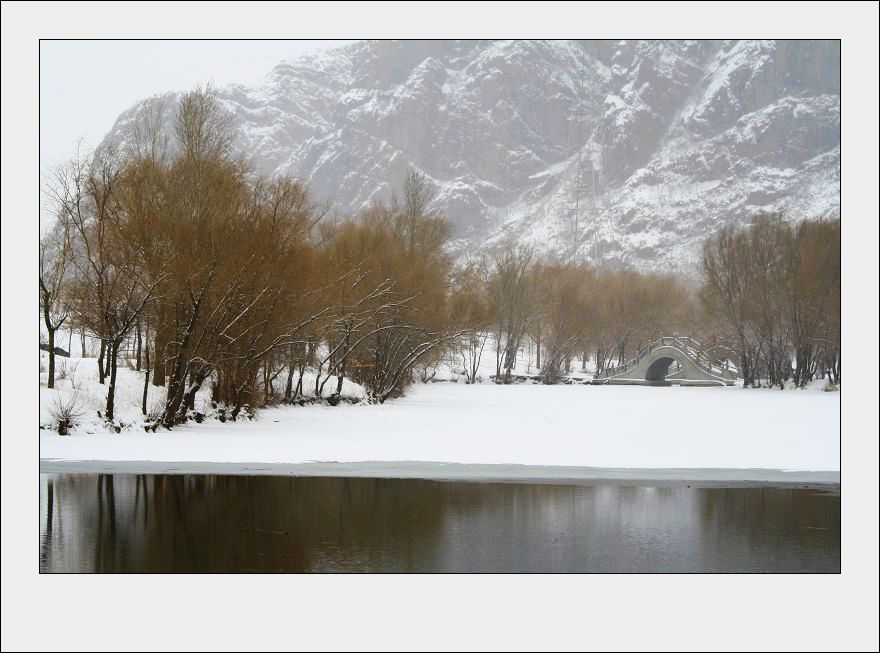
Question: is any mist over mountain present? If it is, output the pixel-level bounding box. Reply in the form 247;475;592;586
104;39;840;272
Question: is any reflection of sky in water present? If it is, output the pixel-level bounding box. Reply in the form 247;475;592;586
40;474;840;573
433;485;705;572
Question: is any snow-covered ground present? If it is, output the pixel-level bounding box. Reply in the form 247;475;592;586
38;354;367;430
40;357;840;479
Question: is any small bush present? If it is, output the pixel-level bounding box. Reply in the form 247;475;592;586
48;391;90;435
146;399;164;423
67;362;80;389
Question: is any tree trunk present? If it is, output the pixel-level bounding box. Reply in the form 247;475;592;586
284;365;294;403
334;335;349;399
142;337;151;416
152;329;165;387
47;327;56;389
495;331;502;382
535;334;541;369
105;342;119;422
314;357;323;397
98;339;106;384
335;362;345;398
135;320;142;371
295;362;306;399
183;368;207;414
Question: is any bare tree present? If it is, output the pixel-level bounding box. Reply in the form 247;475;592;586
53;146;166;421
482;245;542;383
700;223;763;387
700;213;840;388
540;263;590;383
450;261;490;383
39;218;71;389
174;82;234;162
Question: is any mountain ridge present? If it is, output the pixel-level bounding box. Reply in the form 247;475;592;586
103;39;840;273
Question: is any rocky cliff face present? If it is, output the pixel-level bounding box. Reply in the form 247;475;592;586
105;39;840;272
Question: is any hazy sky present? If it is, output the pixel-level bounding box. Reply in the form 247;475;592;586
40;40;355;170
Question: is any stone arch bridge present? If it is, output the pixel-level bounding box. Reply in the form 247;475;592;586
592;336;737;386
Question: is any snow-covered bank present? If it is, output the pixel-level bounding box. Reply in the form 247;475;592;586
40;383;840;477
39;355;367;431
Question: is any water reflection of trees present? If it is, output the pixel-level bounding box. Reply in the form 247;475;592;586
39;475;841;573
698;487;841;531
42;474;501;572
694;487;840;571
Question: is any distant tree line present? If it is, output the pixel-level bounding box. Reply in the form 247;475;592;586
448;212;840;390
450;249;695;384
39;85;841;429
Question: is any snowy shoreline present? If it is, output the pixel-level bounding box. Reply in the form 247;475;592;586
40;374;840;483
38;458;840;487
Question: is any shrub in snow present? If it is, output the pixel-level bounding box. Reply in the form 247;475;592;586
141;399;166;432
67;362;81;389
146;399;164;422
48;391;89;435
56;359;78;383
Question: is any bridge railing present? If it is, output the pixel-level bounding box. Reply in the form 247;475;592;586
667;336;738;381
670;336;739;380
596;335;738;381
597;347;645;378
597;340;658;379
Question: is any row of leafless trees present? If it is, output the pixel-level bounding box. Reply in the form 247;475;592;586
40;86;465;427
450;247;696;383
446;214;840;388
700;212;840;388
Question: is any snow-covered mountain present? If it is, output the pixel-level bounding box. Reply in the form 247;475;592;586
104;40;840;272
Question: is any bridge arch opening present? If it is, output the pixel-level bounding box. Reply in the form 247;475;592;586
644;356;683;384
